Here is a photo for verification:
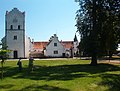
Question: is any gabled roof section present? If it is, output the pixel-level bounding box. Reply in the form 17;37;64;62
6;8;25;16
33;34;74;50
46;34;58;47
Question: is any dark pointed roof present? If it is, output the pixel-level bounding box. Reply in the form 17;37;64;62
74;34;78;42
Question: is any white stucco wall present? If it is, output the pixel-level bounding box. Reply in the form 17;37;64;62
6;8;25;31
5;8;25;58
25;36;33;58
6;31;25;58
25;36;30;58
73;41;79;55
65;48;72;57
45;34;65;57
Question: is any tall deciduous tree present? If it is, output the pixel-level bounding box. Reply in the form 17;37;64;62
75;0;120;65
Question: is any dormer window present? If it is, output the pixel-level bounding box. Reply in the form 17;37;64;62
18;25;20;29
10;25;13;29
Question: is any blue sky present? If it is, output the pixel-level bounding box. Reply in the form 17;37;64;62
0;0;79;41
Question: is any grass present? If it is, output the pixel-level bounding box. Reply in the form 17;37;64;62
0;59;120;91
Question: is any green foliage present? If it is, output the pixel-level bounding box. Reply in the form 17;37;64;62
0;49;11;79
75;0;120;64
0;50;10;59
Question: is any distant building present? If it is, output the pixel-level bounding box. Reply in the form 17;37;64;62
61;41;74;57
2;8;33;58
1;8;79;58
73;34;79;57
44;34;65;57
33;34;79;58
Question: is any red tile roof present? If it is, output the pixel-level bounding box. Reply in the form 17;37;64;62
33;42;48;49
61;41;73;49
33;41;73;50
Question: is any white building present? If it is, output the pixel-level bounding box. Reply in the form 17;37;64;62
1;8;79;58
3;8;32;58
44;34;65;57
32;34;79;58
73;34;79;57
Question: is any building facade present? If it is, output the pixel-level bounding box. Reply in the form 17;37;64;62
2;8;79;58
32;34;78;58
73;34;79;57
3;8;32;58
44;34;65;57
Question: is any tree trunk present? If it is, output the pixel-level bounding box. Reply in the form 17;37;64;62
109;50;113;60
90;53;97;65
90;0;98;66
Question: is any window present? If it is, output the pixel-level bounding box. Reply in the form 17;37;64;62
54;43;57;46
14;36;17;40
10;25;13;29
54;50;58;54
18;25;20;29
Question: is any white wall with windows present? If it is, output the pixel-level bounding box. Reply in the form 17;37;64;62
44;34;65;57
4;8;32;58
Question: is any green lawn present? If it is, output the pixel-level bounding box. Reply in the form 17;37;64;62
0;59;120;91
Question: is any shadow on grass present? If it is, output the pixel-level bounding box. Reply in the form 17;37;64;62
22;63;120;81
13;84;70;91
0;84;69;91
0;84;14;89
1;63;120;90
2;63;120;80
99;74;120;91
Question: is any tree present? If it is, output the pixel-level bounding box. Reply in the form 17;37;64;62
100;0;120;58
75;0;120;65
0;42;10;79
0;50;8;79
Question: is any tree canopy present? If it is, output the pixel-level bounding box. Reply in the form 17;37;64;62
75;0;120;65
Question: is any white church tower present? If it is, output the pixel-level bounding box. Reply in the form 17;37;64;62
73;34;79;57
5;8;27;58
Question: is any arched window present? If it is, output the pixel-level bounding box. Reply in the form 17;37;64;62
10;25;13;29
18;25;20;29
